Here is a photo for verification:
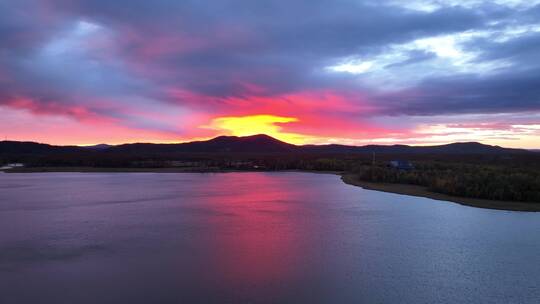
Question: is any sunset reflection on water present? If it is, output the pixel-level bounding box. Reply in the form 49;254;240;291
1;172;540;304
195;173;324;291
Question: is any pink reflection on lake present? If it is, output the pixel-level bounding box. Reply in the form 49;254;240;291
198;173;320;287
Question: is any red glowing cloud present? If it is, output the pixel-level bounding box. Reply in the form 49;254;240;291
3;87;539;148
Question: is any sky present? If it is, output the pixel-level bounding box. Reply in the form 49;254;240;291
1;0;540;148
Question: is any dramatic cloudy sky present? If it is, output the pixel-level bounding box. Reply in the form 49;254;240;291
1;0;540;147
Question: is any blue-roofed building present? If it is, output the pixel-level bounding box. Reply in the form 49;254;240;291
389;160;414;170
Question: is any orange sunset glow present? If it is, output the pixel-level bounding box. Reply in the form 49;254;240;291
205;115;316;144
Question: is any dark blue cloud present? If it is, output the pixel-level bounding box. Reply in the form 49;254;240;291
375;68;540;115
0;0;538;120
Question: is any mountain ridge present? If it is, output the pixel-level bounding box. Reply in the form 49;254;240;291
0;134;531;155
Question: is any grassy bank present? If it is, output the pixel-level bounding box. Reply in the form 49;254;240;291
341;174;540;212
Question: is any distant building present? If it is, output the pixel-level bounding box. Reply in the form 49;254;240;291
389;160;414;170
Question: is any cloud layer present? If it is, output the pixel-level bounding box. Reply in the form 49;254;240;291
1;0;539;147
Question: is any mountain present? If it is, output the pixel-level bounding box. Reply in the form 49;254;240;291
0;141;83;154
96;135;531;154
410;142;523;154
305;141;526;154
110;134;297;154
0;135;529;155
357;142;524;154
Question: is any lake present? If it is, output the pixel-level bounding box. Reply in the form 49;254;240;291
1;172;539;303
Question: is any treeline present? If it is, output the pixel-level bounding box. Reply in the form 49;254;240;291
7;153;354;171
3;151;540;203
353;162;540;203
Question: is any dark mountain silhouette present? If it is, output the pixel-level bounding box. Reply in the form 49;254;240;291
306;142;525;154
0;135;529;155
106;135;529;154
110;134;297;154
408;142;520;154
0;141;84;154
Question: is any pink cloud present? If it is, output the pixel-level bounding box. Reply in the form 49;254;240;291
4;97;110;123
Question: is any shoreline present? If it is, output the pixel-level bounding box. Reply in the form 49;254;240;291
341;174;540;212
2;166;233;173
3;167;539;212
1;167;342;175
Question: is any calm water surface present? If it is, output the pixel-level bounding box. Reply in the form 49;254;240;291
0;172;539;303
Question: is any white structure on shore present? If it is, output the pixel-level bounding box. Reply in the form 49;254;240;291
0;163;24;170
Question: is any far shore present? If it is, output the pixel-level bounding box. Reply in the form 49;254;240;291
2;166;231;173
2;167;539;212
1;166;342;175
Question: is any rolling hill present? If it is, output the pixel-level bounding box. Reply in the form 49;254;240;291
0;134;530;155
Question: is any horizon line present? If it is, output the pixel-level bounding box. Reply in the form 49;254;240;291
1;134;536;150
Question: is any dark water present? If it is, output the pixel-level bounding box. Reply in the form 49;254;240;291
0;172;539;304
